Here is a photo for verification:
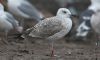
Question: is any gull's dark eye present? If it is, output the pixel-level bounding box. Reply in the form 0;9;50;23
62;11;67;14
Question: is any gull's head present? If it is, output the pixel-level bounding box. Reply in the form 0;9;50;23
57;8;71;18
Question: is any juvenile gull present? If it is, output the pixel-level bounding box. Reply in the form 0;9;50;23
0;3;23;44
22;8;72;56
7;0;45;26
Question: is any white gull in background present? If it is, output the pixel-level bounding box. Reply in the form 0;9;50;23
7;0;45;26
91;11;100;46
76;10;94;37
76;0;100;40
0;3;23;44
91;12;100;34
22;8;72;56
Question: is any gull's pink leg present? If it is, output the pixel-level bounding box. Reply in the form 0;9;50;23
50;41;55;57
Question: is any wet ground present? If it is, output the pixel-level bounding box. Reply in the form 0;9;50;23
0;31;99;60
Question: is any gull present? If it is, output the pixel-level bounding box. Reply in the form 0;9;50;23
7;0;45;26
76;10;94;37
91;11;100;34
75;0;100;40
22;8;72;56
0;3;23;44
91;11;100;46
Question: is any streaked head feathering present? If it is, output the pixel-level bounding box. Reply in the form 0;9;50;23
57;8;71;18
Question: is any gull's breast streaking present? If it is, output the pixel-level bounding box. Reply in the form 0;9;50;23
22;8;72;56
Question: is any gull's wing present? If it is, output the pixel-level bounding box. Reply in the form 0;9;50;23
5;12;19;28
18;1;44;21
22;16;63;38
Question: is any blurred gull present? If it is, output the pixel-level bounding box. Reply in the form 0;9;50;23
76;10;94;37
7;0;45;26
76;0;100;40
91;11;100;46
0;3;23;44
91;12;100;35
22;8;72;56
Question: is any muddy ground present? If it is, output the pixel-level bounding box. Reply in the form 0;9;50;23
0;34;99;60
